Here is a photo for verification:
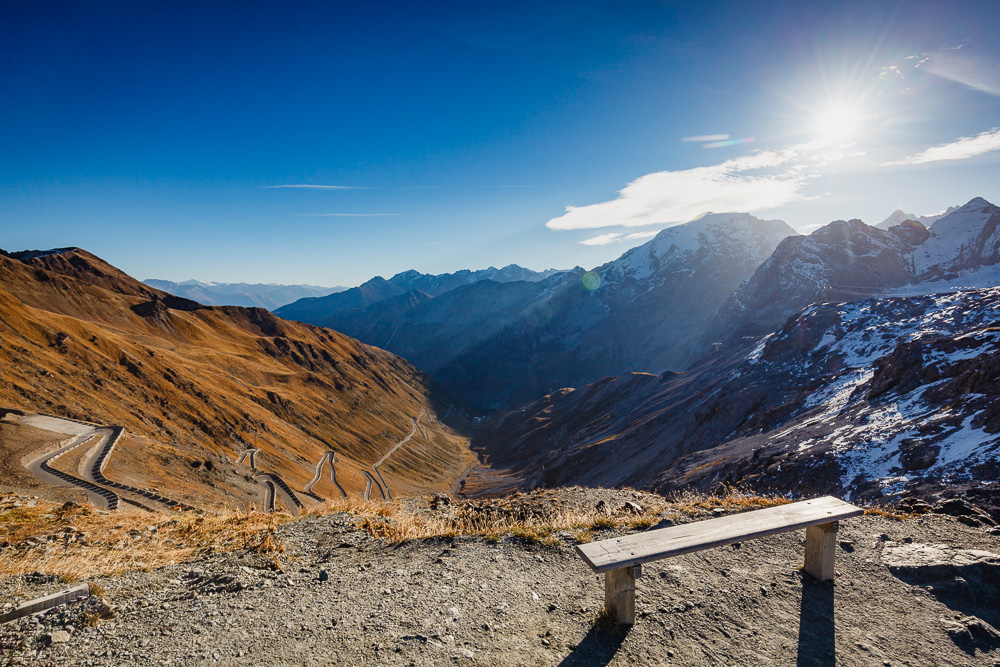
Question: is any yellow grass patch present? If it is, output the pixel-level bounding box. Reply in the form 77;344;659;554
0;499;291;580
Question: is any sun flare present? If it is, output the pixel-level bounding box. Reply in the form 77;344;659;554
813;103;862;145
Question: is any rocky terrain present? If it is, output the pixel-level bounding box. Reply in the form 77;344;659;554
2;489;999;666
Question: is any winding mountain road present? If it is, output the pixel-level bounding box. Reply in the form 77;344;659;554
303;451;346;500
83;426;196;512
19;413;195;512
253;473;303;515
361;471;384;501
370;409;426;501
24;430;120;510
236;449;260;470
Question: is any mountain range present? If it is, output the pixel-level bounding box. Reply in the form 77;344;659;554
4;197;1000;516
469;197;1000;513
142;279;345;310
277;213;797;409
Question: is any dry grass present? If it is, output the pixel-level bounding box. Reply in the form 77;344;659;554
0;499;291;580
0;488;830;580
863;507;913;521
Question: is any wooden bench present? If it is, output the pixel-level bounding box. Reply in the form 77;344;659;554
575;496;863;625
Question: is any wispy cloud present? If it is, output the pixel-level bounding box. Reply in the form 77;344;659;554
297;213;403;217
580;233;624;246
266;184;367;190
546;148;807;231
580;230;661;246
882;128;1000;166
924;46;1000;97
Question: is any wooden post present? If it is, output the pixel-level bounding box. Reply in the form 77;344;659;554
803;522;837;581
604;566;636;626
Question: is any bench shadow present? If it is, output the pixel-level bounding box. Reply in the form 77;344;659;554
796;577;836;667
557;625;629;667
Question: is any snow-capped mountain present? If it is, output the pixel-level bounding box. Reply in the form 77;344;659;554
910;197;1000;279
599;212;796;288
712;218;926;339
707;198;1000;349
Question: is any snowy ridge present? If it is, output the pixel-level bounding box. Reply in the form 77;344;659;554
745;286;1000;498
598;212;797;290
910;197;1000;277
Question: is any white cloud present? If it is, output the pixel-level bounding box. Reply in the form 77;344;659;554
883;128;1000;166
580;233;624;246
547;149;807;231
579;230;664;246
266;184;365;190
624;230;659;240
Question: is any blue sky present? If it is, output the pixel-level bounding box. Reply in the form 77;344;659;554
3;0;1000;286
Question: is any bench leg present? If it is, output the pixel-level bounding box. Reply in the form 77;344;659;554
803;522;837;581
604;566;636;626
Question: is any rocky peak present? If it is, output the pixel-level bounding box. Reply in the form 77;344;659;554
910;197;1000;280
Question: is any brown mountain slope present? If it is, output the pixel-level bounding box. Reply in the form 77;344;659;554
0;248;474;510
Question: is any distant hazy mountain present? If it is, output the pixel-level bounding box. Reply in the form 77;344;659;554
143;279;344;310
389;265;563;297
875;206;958;230
278;213;796;409
275;264;562;323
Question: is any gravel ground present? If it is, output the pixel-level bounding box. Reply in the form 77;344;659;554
3;491;1000;666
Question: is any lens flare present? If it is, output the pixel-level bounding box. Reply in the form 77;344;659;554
582;271;601;291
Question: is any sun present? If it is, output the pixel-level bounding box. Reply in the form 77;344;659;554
812;103;862;145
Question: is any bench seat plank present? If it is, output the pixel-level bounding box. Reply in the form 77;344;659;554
577;496;863;573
